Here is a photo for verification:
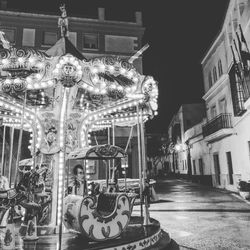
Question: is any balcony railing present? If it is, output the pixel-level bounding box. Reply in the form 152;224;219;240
202;113;233;137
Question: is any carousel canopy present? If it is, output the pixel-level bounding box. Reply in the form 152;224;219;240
67;144;127;160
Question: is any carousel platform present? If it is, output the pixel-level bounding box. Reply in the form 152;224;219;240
2;216;171;250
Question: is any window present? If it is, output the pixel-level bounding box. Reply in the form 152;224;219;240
22;28;35;47
193;160;196;175
228;32;233;45
83;33;98;50
43;31;57;46
211;105;217;119
199;158;204;175
1;28;15;43
219;98;227;113
213;66;218;82
218;59;223;77
239;2;245;16
208;72;213;88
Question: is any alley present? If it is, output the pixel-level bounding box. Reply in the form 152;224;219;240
133;179;250;250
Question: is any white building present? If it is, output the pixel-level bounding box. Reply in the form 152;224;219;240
166;103;206;177
201;0;250;191
184;121;212;185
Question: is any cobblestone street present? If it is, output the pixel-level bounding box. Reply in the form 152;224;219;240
133;179;250;250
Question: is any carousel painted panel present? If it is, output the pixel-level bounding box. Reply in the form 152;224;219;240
63;193;135;241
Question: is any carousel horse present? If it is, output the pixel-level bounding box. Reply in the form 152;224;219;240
0;166;51;228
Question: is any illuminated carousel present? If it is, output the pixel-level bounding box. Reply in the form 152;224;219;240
0;6;170;250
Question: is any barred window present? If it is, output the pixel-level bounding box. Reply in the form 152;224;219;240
208;72;213;88
218;59;223;77
213;66;218;82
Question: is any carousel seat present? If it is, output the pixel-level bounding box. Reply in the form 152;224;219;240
96;192;119;216
64;192;135;241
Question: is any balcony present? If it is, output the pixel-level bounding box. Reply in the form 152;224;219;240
202;113;233;142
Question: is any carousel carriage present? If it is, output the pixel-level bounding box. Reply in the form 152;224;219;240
63;144;137;241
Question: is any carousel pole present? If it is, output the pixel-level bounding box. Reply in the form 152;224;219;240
32;107;38;170
8;126;15;188
58;87;69;250
1;125;6;176
136;105;143;221
107;125;110;187
14;90;27;187
140;109;150;225
124;126;134;193
112;119;115;180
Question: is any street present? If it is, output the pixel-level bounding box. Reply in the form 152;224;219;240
133;179;250;250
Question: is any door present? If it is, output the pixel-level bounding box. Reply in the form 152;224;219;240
213;154;221;185
193;160;196;175
226;152;234;185
199;158;204;176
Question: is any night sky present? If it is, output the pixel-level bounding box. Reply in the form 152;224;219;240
7;0;230;133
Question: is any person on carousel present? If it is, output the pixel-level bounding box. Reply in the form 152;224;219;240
68;165;87;196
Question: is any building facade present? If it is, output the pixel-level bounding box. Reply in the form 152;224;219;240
166;103;206;177
201;0;250;191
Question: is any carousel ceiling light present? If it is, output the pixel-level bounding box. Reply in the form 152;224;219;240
109;65;115;72
36;73;42;80
127;71;133;78
1;58;9;65
27;84;32;89
5;79;11;84
13;78;22;84
117;86;123;91
34;83;40;89
120;68;126;74
92;77;98;83
91;67;98;74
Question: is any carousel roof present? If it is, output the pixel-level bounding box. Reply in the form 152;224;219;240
0;9;158;151
67;144;127;160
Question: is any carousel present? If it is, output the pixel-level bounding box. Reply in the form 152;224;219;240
0;5;170;250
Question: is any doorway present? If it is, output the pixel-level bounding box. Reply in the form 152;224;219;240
213;154;221;185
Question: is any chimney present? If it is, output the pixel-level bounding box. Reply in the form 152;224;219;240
98;8;105;21
0;0;7;10
135;11;142;25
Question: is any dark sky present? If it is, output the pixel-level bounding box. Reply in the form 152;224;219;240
7;0;230;133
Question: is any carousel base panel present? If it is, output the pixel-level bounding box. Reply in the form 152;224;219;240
1;217;171;250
